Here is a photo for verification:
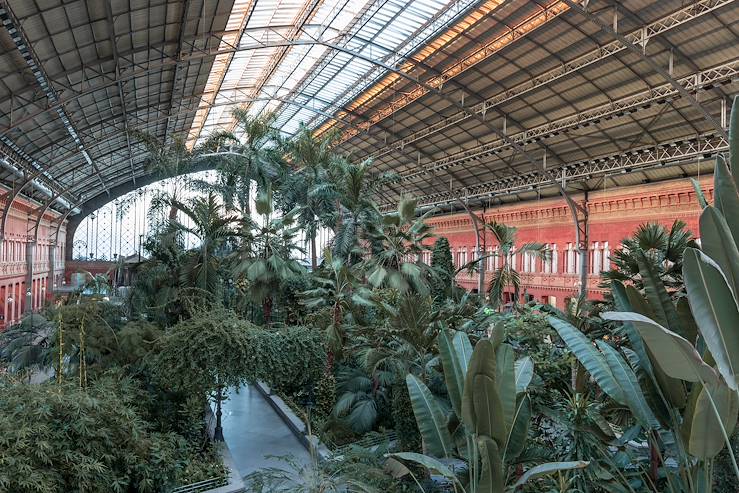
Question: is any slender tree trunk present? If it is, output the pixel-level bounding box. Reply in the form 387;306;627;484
201;242;208;292
310;233;318;270
263;296;272;325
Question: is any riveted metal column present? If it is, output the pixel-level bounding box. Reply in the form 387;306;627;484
25;239;34;314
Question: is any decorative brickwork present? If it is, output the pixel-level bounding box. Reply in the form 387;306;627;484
426;176;710;309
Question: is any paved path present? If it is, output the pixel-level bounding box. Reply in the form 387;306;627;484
220;385;311;479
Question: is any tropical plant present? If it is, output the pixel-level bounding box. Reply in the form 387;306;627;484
163;192;238;295
394;327;588;492
302;249;372;366
486;221;548;309
600;220;695;290
0;314;55;376
280;124;343;269
553;98;739;491
332;365;390;434
231;188;306;323
330;159;396;261
430;237;455;304
0;374;189;493
363;198;435;295
195;109;284;217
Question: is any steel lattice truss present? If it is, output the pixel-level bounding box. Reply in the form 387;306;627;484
0;0;733;231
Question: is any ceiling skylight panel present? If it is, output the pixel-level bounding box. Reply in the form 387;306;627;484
243;0;372;122
306;0;482;133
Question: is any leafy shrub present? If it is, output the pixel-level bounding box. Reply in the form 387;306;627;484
391;382;421;452
0;375;188;493
153;309;326;396
430;236;454;303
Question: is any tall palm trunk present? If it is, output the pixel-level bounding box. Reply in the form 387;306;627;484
263;296;273;325
310;234;318;271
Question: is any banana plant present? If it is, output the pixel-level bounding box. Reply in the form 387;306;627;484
557;95;739;491
393;328;587;492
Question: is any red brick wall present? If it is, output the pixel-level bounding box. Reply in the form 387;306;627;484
0;192;66;327
426;176;710;309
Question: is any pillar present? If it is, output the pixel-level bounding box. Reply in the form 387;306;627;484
25;240;34;314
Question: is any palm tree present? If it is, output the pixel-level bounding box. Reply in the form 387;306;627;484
330;159;397;262
280;124;343;270
231;188;305;324
362;198;436;295
194;109;284;218
302;249;371;368
601;220;694;290
166;192;238;295
486;220;548;309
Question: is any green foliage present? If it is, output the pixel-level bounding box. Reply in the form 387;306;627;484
391;382;421;452
243;324;327;394
0;374;189;493
362;198;435;295
152;308;324;397
601;220;695;290
430;237;455;303
486;220;548;308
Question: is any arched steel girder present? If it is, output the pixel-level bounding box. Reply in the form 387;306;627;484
0;23;345;116
30;94;384;197
28;190;67;244
560;0;727;140
6;35;549;203
19;93;364;171
77;35;539;202
0;25;348;136
62;157;218;261
39;37;568;256
40;35;555;207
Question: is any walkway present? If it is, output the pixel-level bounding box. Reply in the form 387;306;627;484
220;384;312;478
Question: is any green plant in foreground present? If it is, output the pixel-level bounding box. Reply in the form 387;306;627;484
0;375;188;493
392;327;587;492
553;95;739;492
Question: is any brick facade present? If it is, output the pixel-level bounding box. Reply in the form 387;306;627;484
0;191;66;326
426;176;711;309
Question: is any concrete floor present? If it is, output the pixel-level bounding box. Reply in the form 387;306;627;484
220;385;311;478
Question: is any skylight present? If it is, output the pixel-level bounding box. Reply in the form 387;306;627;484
187;0;486;145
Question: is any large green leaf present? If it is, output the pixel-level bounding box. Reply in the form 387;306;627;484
496;343;516;435
462;339;506;445
728;94;739;184
682;380;739;459
683;248;739;390
513;461;590;489
713;156;739;246
623;347;672;426
514;357;534;394
438;330;471;418
367;266;387;287
691;178;709;209
620;284;687;407
699;206;739;299
478;435;505;493
387;452;456;479
637;251;684;337
601;312;718;387
596;341;660;429
406;374;454;457
502;394;531;464
611;281;652;374
549;316;625;404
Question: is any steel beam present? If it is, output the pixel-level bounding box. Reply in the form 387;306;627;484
367;0;732;161
400;61;737;185
560;0;728;139
402;133;726;208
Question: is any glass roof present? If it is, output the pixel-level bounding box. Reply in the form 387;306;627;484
187;0;485;144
